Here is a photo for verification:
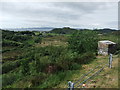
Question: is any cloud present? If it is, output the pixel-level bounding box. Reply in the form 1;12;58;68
0;2;118;29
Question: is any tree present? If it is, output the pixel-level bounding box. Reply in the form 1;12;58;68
68;30;99;54
34;37;42;44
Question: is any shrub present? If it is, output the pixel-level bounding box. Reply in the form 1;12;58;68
21;59;30;75
2;72;20;87
12;35;31;42
2;40;22;46
75;52;96;64
39;72;66;88
56;50;77;70
34;37;42;43
68;30;99;54
69;63;82;70
2;60;21;74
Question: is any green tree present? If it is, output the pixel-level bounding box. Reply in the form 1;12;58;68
68;30;99;54
34;37;42;43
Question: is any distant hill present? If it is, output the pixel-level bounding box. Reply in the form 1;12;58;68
49;27;78;34
94;28;117;34
50;27;118;34
1;27;118;34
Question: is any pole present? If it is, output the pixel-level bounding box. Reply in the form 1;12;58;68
68;81;71;90
109;53;113;68
71;82;74;90
68;81;74;90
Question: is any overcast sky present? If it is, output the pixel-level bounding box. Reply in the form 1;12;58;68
0;1;118;29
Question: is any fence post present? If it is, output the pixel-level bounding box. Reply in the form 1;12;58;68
109;53;113;68
71;82;74;90
68;81;74;90
68;81;71;90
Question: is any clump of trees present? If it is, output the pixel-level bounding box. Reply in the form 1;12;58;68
2;30;42;47
68;30;99;54
19;31;35;36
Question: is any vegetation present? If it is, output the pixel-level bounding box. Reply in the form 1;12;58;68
68;30;99;54
49;27;77;34
1;28;119;88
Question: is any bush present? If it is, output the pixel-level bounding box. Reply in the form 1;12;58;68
24;46;81;72
2;72;20;87
12;35;31;42
75;52;96;64
19;31;35;36
69;63;82;70
68;30;99;54
25;46;88;72
21;59;30;75
39;72;66;88
2;60;21;74
2;40;22;46
34;37;42;43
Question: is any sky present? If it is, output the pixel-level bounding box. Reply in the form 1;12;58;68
0;0;118;29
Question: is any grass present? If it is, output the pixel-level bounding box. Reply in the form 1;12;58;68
99;34;118;43
54;55;118;88
37;70;79;88
35;35;68;47
2;49;23;62
86;55;118;88
2;30;119;88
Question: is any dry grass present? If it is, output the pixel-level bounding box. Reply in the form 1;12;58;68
2;49;23;62
35;35;68;47
55;55;118;88
86;55;118;88
35;40;68;47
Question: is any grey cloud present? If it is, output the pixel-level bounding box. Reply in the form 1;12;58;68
0;2;117;29
1;2;107;18
52;2;108;13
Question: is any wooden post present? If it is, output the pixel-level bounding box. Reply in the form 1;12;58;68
109;53;113;68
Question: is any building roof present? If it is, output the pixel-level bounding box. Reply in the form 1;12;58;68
98;40;116;44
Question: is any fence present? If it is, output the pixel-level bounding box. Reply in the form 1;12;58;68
68;53;113;89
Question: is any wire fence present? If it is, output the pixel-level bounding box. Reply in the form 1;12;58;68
68;54;113;89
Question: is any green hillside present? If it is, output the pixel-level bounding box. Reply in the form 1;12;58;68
1;29;119;89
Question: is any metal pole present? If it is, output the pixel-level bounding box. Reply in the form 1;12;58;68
110;53;113;68
109;53;112;68
68;81;74;90
68;81;71;90
71;82;74;90
109;54;110;68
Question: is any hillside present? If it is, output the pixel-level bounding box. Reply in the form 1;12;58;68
49;27;77;34
1;29;119;89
